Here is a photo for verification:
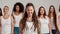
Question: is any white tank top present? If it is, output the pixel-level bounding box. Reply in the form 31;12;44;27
38;16;49;33
13;13;22;27
23;21;37;34
1;16;11;34
50;17;55;30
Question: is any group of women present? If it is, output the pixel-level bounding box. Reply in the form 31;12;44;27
0;2;60;34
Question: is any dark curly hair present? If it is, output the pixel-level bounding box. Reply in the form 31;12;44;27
13;2;24;13
0;8;2;16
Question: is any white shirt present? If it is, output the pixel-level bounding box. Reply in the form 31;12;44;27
13;13;22;27
1;16;11;34
38;16;49;33
23;21;37;34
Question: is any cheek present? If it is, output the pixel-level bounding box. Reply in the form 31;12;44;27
16;8;19;10
40;11;44;14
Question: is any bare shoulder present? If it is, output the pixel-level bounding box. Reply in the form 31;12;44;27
45;16;49;19
0;16;2;19
57;12;60;16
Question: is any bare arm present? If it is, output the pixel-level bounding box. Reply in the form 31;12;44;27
48;17;52;34
0;16;2;34
57;14;60;31
11;16;14;34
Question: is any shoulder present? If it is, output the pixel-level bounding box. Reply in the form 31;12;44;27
57;12;60;16
45;16;49;19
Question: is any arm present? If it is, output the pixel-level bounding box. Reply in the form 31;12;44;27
11;16;14;34
19;23;23;34
57;14;60;32
0;16;2;34
48;17;52;34
38;23;41;34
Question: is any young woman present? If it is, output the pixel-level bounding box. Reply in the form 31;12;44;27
0;8;2;34
19;3;40;34
0;6;14;34
57;5;60;34
48;5;58;34
38;6;52;34
12;2;24;34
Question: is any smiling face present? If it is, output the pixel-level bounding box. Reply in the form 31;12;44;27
26;6;34;17
40;8;45;15
3;6;9;14
16;5;20;12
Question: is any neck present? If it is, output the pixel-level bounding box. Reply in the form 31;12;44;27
50;13;53;17
40;15;44;18
3;13;9;19
27;15;32;21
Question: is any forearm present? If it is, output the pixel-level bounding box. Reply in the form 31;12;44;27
49;24;52;34
0;27;2;34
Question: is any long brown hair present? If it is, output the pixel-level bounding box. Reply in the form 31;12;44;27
48;5;58;31
19;3;39;34
59;5;60;12
38;6;46;18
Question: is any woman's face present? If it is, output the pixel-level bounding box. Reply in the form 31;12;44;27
16;5;20;12
26;6;34;17
4;7;9;14
50;7;54;13
40;8;44;15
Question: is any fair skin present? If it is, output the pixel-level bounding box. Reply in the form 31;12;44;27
20;6;38;34
50;7;54;17
57;13;60;32
38;8;52;34
26;6;34;21
50;7;58;34
26;6;38;34
1;6;14;34
0;16;2;34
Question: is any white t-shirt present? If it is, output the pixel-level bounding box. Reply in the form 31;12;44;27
23;21;37;34
38;16;49;34
13;13;23;27
1;16;11;34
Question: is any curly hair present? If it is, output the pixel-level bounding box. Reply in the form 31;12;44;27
13;2;24;13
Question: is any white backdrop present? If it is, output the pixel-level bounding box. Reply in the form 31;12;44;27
0;0;60;15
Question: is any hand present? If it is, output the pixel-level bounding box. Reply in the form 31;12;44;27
50;32;52;34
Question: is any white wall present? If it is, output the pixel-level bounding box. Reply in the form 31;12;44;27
0;0;60;15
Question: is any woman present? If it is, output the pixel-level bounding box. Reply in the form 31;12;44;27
0;8;2;34
48;5;58;34
38;6;52;34
12;2;24;34
0;6;14;34
19;3;40;34
57;5;60;34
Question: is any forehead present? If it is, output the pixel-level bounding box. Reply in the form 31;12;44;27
51;7;53;8
27;6;33;9
4;6;9;9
